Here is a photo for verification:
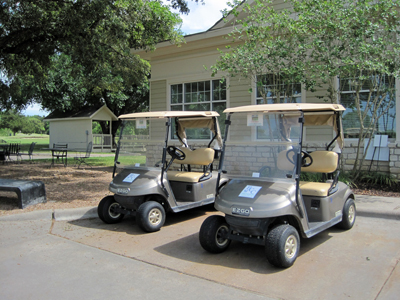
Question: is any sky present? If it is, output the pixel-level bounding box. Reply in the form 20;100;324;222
22;1;230;116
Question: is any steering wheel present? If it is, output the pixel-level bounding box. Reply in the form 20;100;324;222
286;149;313;167
167;146;186;161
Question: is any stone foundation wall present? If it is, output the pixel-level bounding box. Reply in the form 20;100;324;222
144;142;400;179
306;141;400;179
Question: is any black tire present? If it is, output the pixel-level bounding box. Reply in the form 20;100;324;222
199;215;231;253
337;198;356;230
266;224;300;268
98;196;125;224
136;201;166;232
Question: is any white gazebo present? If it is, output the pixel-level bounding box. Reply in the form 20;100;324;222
44;105;118;152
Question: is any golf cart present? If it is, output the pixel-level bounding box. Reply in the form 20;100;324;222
199;103;356;268
98;111;227;232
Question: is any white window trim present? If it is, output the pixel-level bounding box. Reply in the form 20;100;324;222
251;77;305;142
166;77;229;143
339;75;398;143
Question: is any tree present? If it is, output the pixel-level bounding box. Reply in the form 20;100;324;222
23;116;46;134
0;0;198;110
0;110;26;135
212;0;400;177
1;0;206;144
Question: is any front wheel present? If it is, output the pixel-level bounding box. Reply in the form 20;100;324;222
199;215;231;253
98;196;125;224
266;224;300;268
136;201;166;232
337;198;356;230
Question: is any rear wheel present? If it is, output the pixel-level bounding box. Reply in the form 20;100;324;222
98;196;125;224
337;198;356;230
266;224;300;268
199;215;231;253
136;201;166;232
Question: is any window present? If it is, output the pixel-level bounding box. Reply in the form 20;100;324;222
340;73;396;138
170;79;227;139
256;74;301;104
256;74;302;139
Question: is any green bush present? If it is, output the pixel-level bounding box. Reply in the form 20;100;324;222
357;171;397;188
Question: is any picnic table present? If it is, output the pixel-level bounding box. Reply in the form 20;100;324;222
41;145;88;167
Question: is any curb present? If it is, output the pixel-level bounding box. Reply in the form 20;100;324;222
1;195;399;223
53;206;98;221
0;209;53;222
0;206;98;222
356;209;400;220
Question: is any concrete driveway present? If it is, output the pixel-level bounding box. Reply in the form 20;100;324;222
1;195;399;300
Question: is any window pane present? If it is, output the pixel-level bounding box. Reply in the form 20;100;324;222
205;81;210;91
184;103;211;111
170;79;226;140
340;73;396;138
198;81;205;91
212;102;227;135
256;74;300;105
171;104;182;111
171;84;183;104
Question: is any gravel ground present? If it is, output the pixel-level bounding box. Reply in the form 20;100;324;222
1;162;399;217
0;162;113;217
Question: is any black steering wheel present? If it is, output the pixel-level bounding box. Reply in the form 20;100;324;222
286;149;313;167
167;146;186;161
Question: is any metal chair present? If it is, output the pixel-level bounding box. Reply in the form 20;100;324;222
52;143;68;166
20;142;36;161
74;142;93;168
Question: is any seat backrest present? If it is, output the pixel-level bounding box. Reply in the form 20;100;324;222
86;142;93;157
301;151;338;173
54;143;68;149
277;150;338;173
8;143;20;154
175;148;215;166
277;150;295;171
28;142;36;154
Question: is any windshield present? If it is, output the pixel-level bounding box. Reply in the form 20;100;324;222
222;112;302;180
116;118;165;169
115;116;221;170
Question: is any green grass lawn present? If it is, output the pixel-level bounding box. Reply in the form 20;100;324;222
28;155;145;167
0;133;148;167
87;155;146;167
0;134;50;152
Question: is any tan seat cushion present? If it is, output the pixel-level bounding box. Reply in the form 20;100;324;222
278;150;339;173
176;148;215;166
167;171;205;183
302;151;338;173
299;181;332;197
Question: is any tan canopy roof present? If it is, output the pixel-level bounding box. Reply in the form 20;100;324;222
119;111;220;119
225;103;345;150
224;103;345;114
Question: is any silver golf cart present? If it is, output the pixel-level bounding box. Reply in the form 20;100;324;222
98;111;227;232
199;103;356;268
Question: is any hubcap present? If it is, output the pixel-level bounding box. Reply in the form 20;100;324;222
285;235;298;259
149;208;162;226
216;225;229;247
108;203;121;218
348;204;355;224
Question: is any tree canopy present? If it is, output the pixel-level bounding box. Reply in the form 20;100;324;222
213;0;400;175
0;0;202;111
214;0;400;95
